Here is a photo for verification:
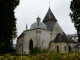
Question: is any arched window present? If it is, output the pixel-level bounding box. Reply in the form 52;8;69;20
57;46;59;52
29;39;33;50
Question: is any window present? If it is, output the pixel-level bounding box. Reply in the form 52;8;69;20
57;46;59;52
68;46;71;52
65;46;66;51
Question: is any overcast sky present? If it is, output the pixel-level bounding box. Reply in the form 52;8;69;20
14;0;76;44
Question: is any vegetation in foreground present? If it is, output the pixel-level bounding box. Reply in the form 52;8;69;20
0;0;19;54
0;52;80;60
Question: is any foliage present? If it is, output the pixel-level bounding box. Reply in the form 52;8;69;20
42;48;49;53
70;0;80;42
0;0;19;53
0;52;80;60
30;47;42;54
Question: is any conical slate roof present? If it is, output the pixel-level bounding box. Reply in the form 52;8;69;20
43;7;57;21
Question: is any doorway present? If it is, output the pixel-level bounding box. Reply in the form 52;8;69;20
68;46;71;52
29;39;33;50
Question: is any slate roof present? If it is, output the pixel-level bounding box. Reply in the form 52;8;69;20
73;44;80;49
50;33;77;43
67;34;78;38
17;32;24;39
43;7;57;21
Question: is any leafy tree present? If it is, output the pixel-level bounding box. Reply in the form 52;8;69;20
70;0;80;42
0;0;19;54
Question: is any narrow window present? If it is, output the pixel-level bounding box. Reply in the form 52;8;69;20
57;46;59;52
68;46;71;52
65;46;66;51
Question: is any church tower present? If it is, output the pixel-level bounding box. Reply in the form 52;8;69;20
43;7;57;31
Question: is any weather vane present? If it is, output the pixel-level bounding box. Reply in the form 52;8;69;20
38;15;39;18
49;2;50;7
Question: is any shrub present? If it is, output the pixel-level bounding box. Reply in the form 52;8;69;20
3;54;11;58
30;47;41;54
0;56;3;60
0;52;80;60
42;48;49;53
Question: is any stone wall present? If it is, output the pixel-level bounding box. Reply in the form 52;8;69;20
16;38;24;54
52;22;64;40
23;29;51;54
50;42;76;52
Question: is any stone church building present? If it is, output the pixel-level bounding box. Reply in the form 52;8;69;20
16;7;78;54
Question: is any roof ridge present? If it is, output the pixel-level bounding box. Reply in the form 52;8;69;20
53;33;77;43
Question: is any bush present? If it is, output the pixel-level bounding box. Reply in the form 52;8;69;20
42;48;49;53
0;52;80;60
4;54;11;58
30;47;41;54
0;56;3;60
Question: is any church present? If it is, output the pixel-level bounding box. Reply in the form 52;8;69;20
16;7;79;54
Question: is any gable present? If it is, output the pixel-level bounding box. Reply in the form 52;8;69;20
53;22;63;34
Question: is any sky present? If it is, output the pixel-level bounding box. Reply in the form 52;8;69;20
14;0;76;44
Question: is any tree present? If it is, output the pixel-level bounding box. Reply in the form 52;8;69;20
70;0;80;42
0;0;19;54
